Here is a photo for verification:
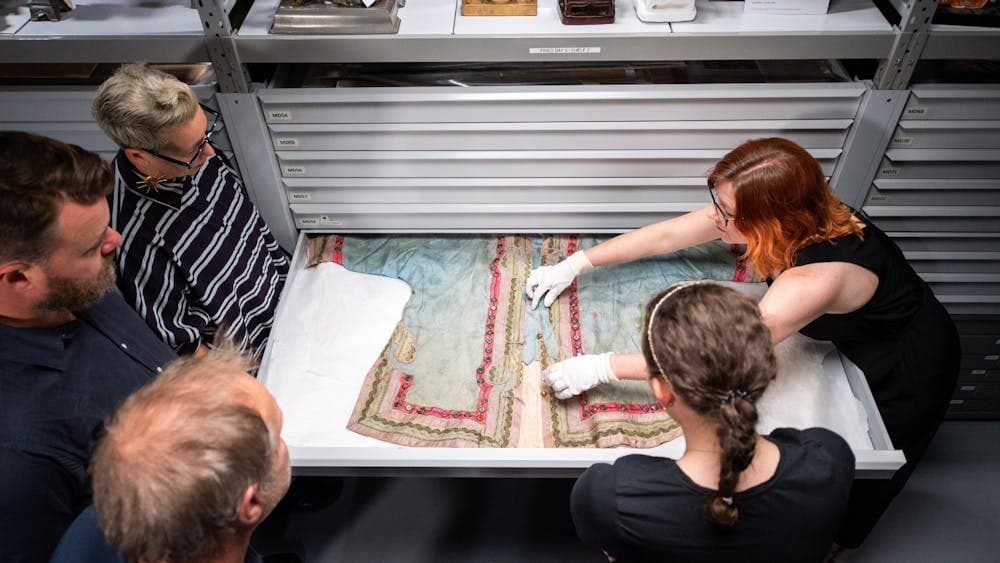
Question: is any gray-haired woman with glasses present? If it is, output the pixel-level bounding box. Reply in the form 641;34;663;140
92;63;289;361
571;282;854;563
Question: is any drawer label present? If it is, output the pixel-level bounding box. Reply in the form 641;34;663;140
950;399;965;405
268;109;293;121
283;165;307;175
891;136;912;145
905;106;927;116
973;369;987;375
289;192;311;201
529;47;601;54
879;167;899;177
300;218;319;226
275;137;299;148
986;355;999;361
320;216;344;226
961;385;977;391
868;194;888;202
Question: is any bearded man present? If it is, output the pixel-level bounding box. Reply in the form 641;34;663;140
0;131;176;562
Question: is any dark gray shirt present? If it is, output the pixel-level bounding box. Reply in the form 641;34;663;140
0;292;175;562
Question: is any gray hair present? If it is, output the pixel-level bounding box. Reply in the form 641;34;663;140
91;341;278;563
92;63;200;151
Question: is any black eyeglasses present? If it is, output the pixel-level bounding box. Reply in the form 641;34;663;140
708;186;736;227
141;104;221;169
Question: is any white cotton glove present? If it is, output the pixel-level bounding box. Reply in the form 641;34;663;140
524;250;594;310
542;353;618;399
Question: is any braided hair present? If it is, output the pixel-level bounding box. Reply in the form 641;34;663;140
642;282;777;527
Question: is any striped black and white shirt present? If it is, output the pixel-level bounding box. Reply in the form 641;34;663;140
111;151;290;360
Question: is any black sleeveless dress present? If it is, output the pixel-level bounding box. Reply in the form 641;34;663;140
773;212;960;546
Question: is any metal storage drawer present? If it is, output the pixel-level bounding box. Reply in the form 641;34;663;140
258;233;904;478
259;84;866;124
866;179;1000;207
865;206;1000;233
962;354;1000;370
292;203;693;232
909;260;1000;275
269;120;852;152
277;149;840;180
283;178;712;205
876;150;1000;180
902;86;1000;120
889;120;1000;149
890;232;1000;253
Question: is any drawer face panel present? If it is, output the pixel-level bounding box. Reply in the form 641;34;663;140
866;88;1000;323
276;150;838;179
909;260;1000;275
292;205;687;231
283;179;711;205
890;121;1000;149
868;215;1000;233
876;157;1000;180
903;87;1000;120
270;121;851;152
260;85;866;124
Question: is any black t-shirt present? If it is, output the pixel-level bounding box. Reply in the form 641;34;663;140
571;428;855;563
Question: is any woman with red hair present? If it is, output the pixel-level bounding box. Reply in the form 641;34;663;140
526;137;959;549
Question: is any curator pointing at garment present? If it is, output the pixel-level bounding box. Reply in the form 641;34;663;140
525;137;960;548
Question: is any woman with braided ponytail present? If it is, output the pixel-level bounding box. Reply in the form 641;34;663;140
571;282;855;562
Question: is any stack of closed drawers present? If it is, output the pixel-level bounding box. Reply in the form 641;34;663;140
862;84;1000;418
950;315;1000;419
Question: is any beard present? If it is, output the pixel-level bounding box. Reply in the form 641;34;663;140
35;254;117;314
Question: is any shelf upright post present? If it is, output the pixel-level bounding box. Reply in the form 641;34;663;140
874;0;937;90
830;84;909;209
196;0;252;94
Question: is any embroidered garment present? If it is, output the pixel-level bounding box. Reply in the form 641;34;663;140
111;151;290;358
306;234;742;448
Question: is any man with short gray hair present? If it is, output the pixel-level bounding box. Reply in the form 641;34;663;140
52;342;291;563
93;63;289;360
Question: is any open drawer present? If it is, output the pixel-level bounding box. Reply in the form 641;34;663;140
259;233;905;479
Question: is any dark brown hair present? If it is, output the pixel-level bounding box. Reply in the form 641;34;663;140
0;131;113;263
642;282;777;527
707;137;862;276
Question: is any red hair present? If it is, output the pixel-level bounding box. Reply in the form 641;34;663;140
708;138;862;276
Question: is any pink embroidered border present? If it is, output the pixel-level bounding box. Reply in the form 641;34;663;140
387;237;504;424
560;236;662;420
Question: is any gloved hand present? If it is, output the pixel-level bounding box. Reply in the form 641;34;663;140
542;353;618;399
524;250;594;309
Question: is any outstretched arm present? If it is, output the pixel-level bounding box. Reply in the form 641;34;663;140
583;204;722;268
526;205;722;310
